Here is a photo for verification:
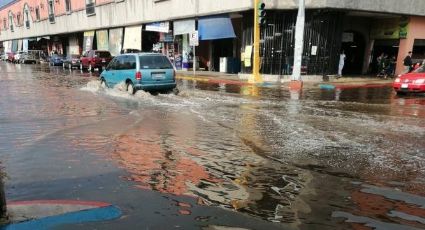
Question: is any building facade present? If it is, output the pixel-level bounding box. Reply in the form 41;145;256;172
1;0;425;76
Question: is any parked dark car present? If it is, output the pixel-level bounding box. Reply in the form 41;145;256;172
49;54;64;66
63;54;81;69
80;50;112;72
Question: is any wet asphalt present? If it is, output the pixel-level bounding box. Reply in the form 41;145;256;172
0;62;424;230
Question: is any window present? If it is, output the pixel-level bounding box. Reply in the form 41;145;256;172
106;58;117;70
3;18;6;31
65;0;72;13
24;8;30;28
116;55;136;70
139;55;173;69
86;0;95;15
16;12;21;26
35;7;40;21
95;51;112;58
9;14;13;32
48;0;55;23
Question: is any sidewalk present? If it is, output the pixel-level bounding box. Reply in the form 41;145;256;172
176;70;394;88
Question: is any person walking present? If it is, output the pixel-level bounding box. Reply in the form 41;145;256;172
403;51;413;73
337;50;346;78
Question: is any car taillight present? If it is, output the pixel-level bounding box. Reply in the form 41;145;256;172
135;71;142;80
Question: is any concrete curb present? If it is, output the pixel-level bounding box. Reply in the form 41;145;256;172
0;200;121;230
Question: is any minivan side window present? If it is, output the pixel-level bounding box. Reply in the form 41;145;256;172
116;55;136;70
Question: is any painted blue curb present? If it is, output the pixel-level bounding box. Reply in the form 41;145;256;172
1;205;121;230
319;84;336;90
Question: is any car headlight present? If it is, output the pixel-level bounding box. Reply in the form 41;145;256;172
395;78;401;83
414;79;425;84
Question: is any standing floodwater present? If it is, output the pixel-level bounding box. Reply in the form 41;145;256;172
0;62;424;229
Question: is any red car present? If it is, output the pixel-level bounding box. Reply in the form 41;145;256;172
393;66;425;94
79;50;112;72
7;52;15;63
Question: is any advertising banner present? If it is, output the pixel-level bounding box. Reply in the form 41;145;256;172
109;28;123;56
96;30;109;51
83;31;95;52
123;26;142;50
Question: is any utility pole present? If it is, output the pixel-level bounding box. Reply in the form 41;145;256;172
290;0;305;90
250;0;264;84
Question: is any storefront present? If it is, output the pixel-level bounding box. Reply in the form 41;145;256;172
172;14;239;72
241;10;344;76
173;19;196;70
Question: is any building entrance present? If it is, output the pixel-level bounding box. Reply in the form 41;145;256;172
341;31;365;75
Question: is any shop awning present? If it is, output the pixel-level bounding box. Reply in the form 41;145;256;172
96;30;109;51
174;19;195;35
123;26;142;50
109;28;123;56
198;14;236;40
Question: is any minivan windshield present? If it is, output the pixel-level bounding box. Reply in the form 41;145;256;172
139;55;173;69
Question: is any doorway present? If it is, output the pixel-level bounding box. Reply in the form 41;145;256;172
341;31;366;75
371;39;399;74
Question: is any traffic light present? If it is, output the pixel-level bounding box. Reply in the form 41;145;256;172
258;2;266;26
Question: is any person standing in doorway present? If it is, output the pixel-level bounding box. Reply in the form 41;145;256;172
403;51;413;73
337;50;346;78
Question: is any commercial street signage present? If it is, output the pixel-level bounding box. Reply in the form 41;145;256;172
371;18;409;40
145;22;170;33
190;31;199;46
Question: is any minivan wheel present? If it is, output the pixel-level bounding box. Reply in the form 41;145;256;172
172;88;180;95
100;79;108;89
127;82;135;95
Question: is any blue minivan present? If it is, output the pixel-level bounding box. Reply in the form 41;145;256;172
100;53;177;94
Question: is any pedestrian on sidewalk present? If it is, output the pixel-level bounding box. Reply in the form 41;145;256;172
337;50;346;78
403;51;413;73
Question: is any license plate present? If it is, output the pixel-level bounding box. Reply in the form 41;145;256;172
102;59;106;63
152;73;165;79
401;84;408;88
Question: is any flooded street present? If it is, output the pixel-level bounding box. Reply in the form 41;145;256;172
0;62;424;229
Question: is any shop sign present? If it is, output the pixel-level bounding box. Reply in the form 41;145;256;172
160;32;174;43
399;16;409;39
146;22;169;33
371;18;409;40
190;31;199;46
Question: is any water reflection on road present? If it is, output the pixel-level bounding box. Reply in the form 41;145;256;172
0;62;424;229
